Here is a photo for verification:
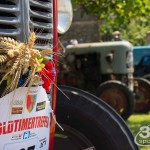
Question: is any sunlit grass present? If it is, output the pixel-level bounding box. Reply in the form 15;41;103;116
126;114;150;150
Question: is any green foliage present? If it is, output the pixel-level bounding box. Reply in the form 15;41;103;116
122;18;150;46
72;0;150;46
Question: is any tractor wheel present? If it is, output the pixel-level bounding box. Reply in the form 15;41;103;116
134;78;150;113
95;80;135;120
54;85;139;150
144;74;150;81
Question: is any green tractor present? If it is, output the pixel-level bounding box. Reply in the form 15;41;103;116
58;41;150;119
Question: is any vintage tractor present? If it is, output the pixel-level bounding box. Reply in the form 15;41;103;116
133;46;150;113
58;41;150;118
58;41;135;119
0;0;138;150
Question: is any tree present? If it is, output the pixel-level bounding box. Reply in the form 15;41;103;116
72;0;150;45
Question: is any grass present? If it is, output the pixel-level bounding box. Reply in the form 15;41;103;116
126;114;150;150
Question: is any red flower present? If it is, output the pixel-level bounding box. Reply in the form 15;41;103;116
40;61;56;92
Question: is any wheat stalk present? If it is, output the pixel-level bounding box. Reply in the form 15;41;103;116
0;32;55;96
0;37;18;49
28;32;36;49
0;55;9;65
40;49;52;56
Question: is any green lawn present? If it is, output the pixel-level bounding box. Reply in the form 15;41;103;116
127;114;150;150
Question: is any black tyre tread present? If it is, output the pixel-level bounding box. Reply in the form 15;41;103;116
134;77;150;113
95;80;135;120
56;85;139;150
54;124;93;150
144;74;150;81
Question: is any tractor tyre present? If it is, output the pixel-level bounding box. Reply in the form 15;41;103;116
54;85;139;150
144;74;150;81
134;78;150;113
95;80;135;120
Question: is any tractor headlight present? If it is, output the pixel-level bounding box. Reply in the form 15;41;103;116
58;0;73;34
126;51;133;68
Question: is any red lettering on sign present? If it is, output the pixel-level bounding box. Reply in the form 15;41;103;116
14;119;19;132
8;121;13;134
0;116;49;135
0;123;2;135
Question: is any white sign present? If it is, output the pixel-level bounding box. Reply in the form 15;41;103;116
0;86;52;150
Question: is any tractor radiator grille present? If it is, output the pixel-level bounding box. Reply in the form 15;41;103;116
29;0;53;49
0;0;53;49
0;0;20;40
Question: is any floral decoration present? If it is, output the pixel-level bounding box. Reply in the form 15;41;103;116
0;32;56;97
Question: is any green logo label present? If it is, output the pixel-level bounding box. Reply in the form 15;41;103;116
135;125;150;146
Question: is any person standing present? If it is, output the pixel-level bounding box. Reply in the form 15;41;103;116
112;30;123;41
146;31;150;45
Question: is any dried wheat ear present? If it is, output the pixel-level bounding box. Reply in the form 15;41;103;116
0;32;53;96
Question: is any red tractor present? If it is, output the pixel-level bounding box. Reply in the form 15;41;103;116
0;0;138;150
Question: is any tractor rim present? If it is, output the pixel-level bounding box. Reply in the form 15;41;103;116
99;88;127;114
54;124;95;150
135;83;150;112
